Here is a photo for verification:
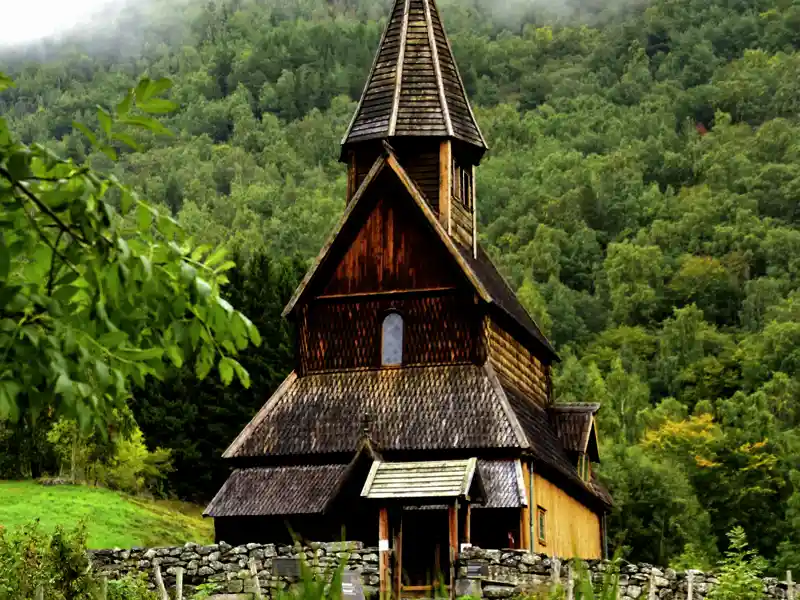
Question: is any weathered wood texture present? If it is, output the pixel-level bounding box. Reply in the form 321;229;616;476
520;461;532;551
394;142;441;212
533;473;602;559
298;293;484;373
342;0;485;149
324;186;458;296
451;198;474;251
486;319;550;406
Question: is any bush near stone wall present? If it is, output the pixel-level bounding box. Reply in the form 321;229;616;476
89;542;380;597
458;548;795;600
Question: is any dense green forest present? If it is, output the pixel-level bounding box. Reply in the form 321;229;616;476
2;0;800;574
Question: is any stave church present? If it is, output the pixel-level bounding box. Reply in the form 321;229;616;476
205;0;612;595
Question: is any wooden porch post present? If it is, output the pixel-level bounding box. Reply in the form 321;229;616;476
379;507;390;600
521;462;532;551
394;514;403;600
448;501;459;600
464;503;472;545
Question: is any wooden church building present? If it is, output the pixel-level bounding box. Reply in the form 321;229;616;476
206;0;612;592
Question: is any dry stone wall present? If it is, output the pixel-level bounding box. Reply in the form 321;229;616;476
89;543;797;600
458;547;796;600
89;541;380;597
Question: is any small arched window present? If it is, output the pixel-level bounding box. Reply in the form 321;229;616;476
381;313;404;366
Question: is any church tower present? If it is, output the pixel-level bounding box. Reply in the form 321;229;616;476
341;0;487;254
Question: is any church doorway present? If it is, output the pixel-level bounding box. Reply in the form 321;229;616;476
398;509;451;596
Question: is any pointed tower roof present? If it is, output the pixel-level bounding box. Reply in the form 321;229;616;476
341;0;487;154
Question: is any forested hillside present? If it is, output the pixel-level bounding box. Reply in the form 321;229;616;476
2;0;800;574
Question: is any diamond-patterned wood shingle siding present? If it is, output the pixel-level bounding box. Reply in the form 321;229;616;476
343;0;486;150
476;460;526;509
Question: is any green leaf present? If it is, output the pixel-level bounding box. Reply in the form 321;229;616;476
119;115;172;137
6;150;31;180
100;144;118;161
111;131;141;151
73;121;98;148
97;106;112;137
147;78;173;98
166;344;184;369
0;232;9;282
137;204;153;230
138;98;179;114
116;90;134;116
0;72;15;92
218;356;235;386
232;359;251;389
134;78;152;102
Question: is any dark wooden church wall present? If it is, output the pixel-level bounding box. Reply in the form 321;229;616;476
324;183;458;297
298;293;484;373
485;319;550;406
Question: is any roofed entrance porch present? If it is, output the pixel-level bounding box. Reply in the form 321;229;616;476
362;459;483;600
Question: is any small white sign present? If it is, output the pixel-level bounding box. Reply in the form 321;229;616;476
460;543;472;552
379;539;390;552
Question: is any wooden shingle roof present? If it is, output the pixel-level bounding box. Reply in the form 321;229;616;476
341;0;487;153
361;458;481;501
476;460;527;509
223;365;527;458
204;465;348;517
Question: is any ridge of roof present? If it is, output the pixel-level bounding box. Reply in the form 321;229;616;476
341;0;487;152
552;402;602;413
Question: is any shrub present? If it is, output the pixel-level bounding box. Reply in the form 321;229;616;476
0;521;96;600
708;527;766;600
107;573;158;600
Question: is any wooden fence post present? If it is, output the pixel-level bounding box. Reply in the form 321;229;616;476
34;586;43;600
175;567;184;600
250;557;264;600
788;570;795;600
566;564;574;600
687;571;694;600
154;564;169;600
100;575;108;600
648;571;656;600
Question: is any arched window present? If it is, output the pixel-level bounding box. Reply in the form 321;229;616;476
381;313;404;366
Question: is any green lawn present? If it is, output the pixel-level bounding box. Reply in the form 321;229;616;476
0;481;213;549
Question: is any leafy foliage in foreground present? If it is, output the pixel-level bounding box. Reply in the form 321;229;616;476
0;76;260;430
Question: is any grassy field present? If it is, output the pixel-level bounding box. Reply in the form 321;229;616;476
0;481;213;549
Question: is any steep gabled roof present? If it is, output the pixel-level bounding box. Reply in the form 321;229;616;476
341;0;487;153
552;404;601;463
282;143;556;359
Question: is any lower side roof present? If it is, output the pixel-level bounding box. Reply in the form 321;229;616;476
205;459;526;518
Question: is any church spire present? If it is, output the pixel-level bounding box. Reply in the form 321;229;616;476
341;0;487;155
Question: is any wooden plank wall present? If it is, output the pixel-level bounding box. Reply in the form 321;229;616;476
451;200;474;250
533;473;602;560
485;319;550;406
324;186;458;296
397;146;440;212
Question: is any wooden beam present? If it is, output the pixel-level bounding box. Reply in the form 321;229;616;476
439;141;452;233
464;503;472;544
379;507;390;600
347;152;356;202
449;502;459;600
394;515;403;600
521;462;532;551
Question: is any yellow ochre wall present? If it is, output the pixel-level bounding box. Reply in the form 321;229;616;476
532;473;602;559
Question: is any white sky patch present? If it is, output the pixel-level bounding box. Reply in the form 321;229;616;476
1;0;123;47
